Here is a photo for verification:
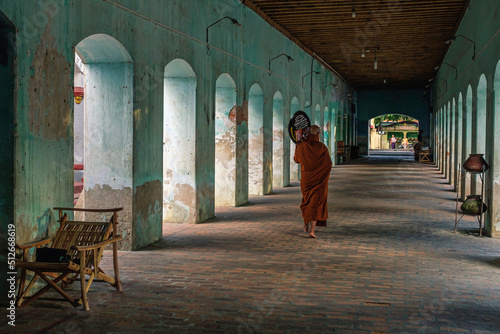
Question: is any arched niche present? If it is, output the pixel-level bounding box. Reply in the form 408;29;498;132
368;113;420;151
248;83;264;196
215;73;237;206
290;96;300;181
457;93;464;173
463;85;473;197
75;33;134;250
491;60;500;236
444;101;450;179
163;58;197;223
272;91;284;188
450;98;457;189
457;93;464;199
331;107;337;162
323;106;330;148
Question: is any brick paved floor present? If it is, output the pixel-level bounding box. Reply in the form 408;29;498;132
7;157;500;333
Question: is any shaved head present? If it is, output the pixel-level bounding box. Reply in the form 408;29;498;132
310;125;321;135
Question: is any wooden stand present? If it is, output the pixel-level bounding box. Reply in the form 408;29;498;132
454;163;486;236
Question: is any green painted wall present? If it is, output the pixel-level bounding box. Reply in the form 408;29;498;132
433;0;500;237
0;13;15;307
357;89;431;153
0;0;346;250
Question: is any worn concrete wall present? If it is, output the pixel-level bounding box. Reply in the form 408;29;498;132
0;14;15;306
73;69;84;168
81;61;134;249
493;62;500;236
434;0;500;237
282;97;291;187
289;97;300;181
163;59;197;224
272;92;284;189
357;89;432;149
1;0;345;251
9;1;74;248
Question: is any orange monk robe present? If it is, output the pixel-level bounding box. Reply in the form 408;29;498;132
293;134;332;223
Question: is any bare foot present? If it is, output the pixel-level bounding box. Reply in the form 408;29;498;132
309;233;317;238
303;223;310;233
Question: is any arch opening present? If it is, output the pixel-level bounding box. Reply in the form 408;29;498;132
368;114;420;152
492;61;500;235
476;75;487;155
462;85;473;198
248;84;264;196
314;104;321;140
0;12;15;261
290;97;300;181
74;33;134;249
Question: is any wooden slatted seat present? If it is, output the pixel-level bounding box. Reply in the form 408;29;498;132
15;207;123;311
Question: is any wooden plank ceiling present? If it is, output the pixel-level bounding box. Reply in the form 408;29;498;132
244;0;469;89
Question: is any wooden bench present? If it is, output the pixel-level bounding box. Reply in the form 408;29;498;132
337;140;350;163
15;207;123;311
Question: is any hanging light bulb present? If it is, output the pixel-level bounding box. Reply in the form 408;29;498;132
352;1;356;17
361;49;365;58
374;48;378;69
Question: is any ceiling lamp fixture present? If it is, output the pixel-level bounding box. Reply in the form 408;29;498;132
352;1;356;18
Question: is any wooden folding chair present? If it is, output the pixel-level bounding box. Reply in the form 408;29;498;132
337;140;350;163
15;207;123;311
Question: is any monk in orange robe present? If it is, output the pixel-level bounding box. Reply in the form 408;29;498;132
293;125;332;238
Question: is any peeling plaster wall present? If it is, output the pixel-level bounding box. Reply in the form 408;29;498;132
357;89;431;149
272;94;284;188
83;62;134;249
133;180;162;250
262;98;273;195
2;0;343;250
163;76;197;224
282;98;291;187
0;16;15;305
13;12;74;247
249;88;264;195
290;98;301;181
